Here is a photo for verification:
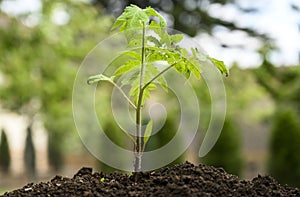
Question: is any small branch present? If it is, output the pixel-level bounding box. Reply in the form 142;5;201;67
110;81;137;110
142;60;183;92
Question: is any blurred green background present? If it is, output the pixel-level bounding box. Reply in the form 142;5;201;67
1;0;300;194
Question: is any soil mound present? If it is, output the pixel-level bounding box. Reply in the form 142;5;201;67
2;162;300;196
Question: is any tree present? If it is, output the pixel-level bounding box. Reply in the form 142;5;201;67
0;1;112;170
0;129;11;173
268;108;300;187
24;126;36;179
92;0;267;39
254;45;300;113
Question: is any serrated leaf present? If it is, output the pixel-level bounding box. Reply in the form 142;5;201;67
87;74;115;85
174;61;187;75
128;38;142;48
111;20;124;31
122;50;141;60
111;5;149;31
143;119;153;146
170;34;183;44
145;6;166;37
120;70;139;87
180;48;189;58
208;57;229;77
145;7;166;28
147;49;167;62
166;51;180;65
187;61;201;80
129;77;140;104
147;83;157;90
185;69;191;79
146;63;160;76
146;35;161;47
114;60;140;76
191;48;197;58
160;33;171;47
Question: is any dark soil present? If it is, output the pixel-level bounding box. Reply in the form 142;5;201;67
2;162;300;196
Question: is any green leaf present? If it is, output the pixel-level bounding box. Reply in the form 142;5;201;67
145;6;166;37
143;119;153;146
173;61;187;76
87;74;115;85
208;57;229;77
187;61;201;80
145;7;166;28
114;60;140;76
191;48;197;58
120;70;139;87
121;50;141;60
180;48;189;58
111;5;149;31
129;77;140;104
146;35;161;47
160;33;172;47
170;34;184;44
146;63;160;76
147;49;167;62
128;38;142;48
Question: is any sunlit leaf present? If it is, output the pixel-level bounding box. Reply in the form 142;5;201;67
114;60;140;76
208;57;229;77
146;35;161;47
187;61;201;80
145;7;166;28
121;50;142;60
111;5;149;31
170;34;184;44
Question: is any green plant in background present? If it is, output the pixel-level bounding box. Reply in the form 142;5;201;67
0;129;11;173
0;1;112;171
88;5;228;172
268;107;300;187
24;126;36;179
202;117;243;176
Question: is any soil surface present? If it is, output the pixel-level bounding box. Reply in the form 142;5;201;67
2;162;300;196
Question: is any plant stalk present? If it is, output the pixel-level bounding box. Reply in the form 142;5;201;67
134;23;146;172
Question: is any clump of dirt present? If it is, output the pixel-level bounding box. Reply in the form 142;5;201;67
2;162;299;196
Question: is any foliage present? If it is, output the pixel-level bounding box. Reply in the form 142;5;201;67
88;5;228;172
268;107;300;187
254;55;300;112
0;129;11;173
24;126;36;178
202;117;243;176
92;0;268;40
0;1;112;169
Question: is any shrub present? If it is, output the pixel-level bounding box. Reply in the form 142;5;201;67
268;107;300;187
24;126;36;178
0;129;11;173
201;117;243;176
47;132;64;172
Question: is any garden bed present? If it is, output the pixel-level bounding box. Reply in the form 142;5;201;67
2;162;299;196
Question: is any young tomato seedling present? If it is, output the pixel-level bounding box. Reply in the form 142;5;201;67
88;5;228;172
